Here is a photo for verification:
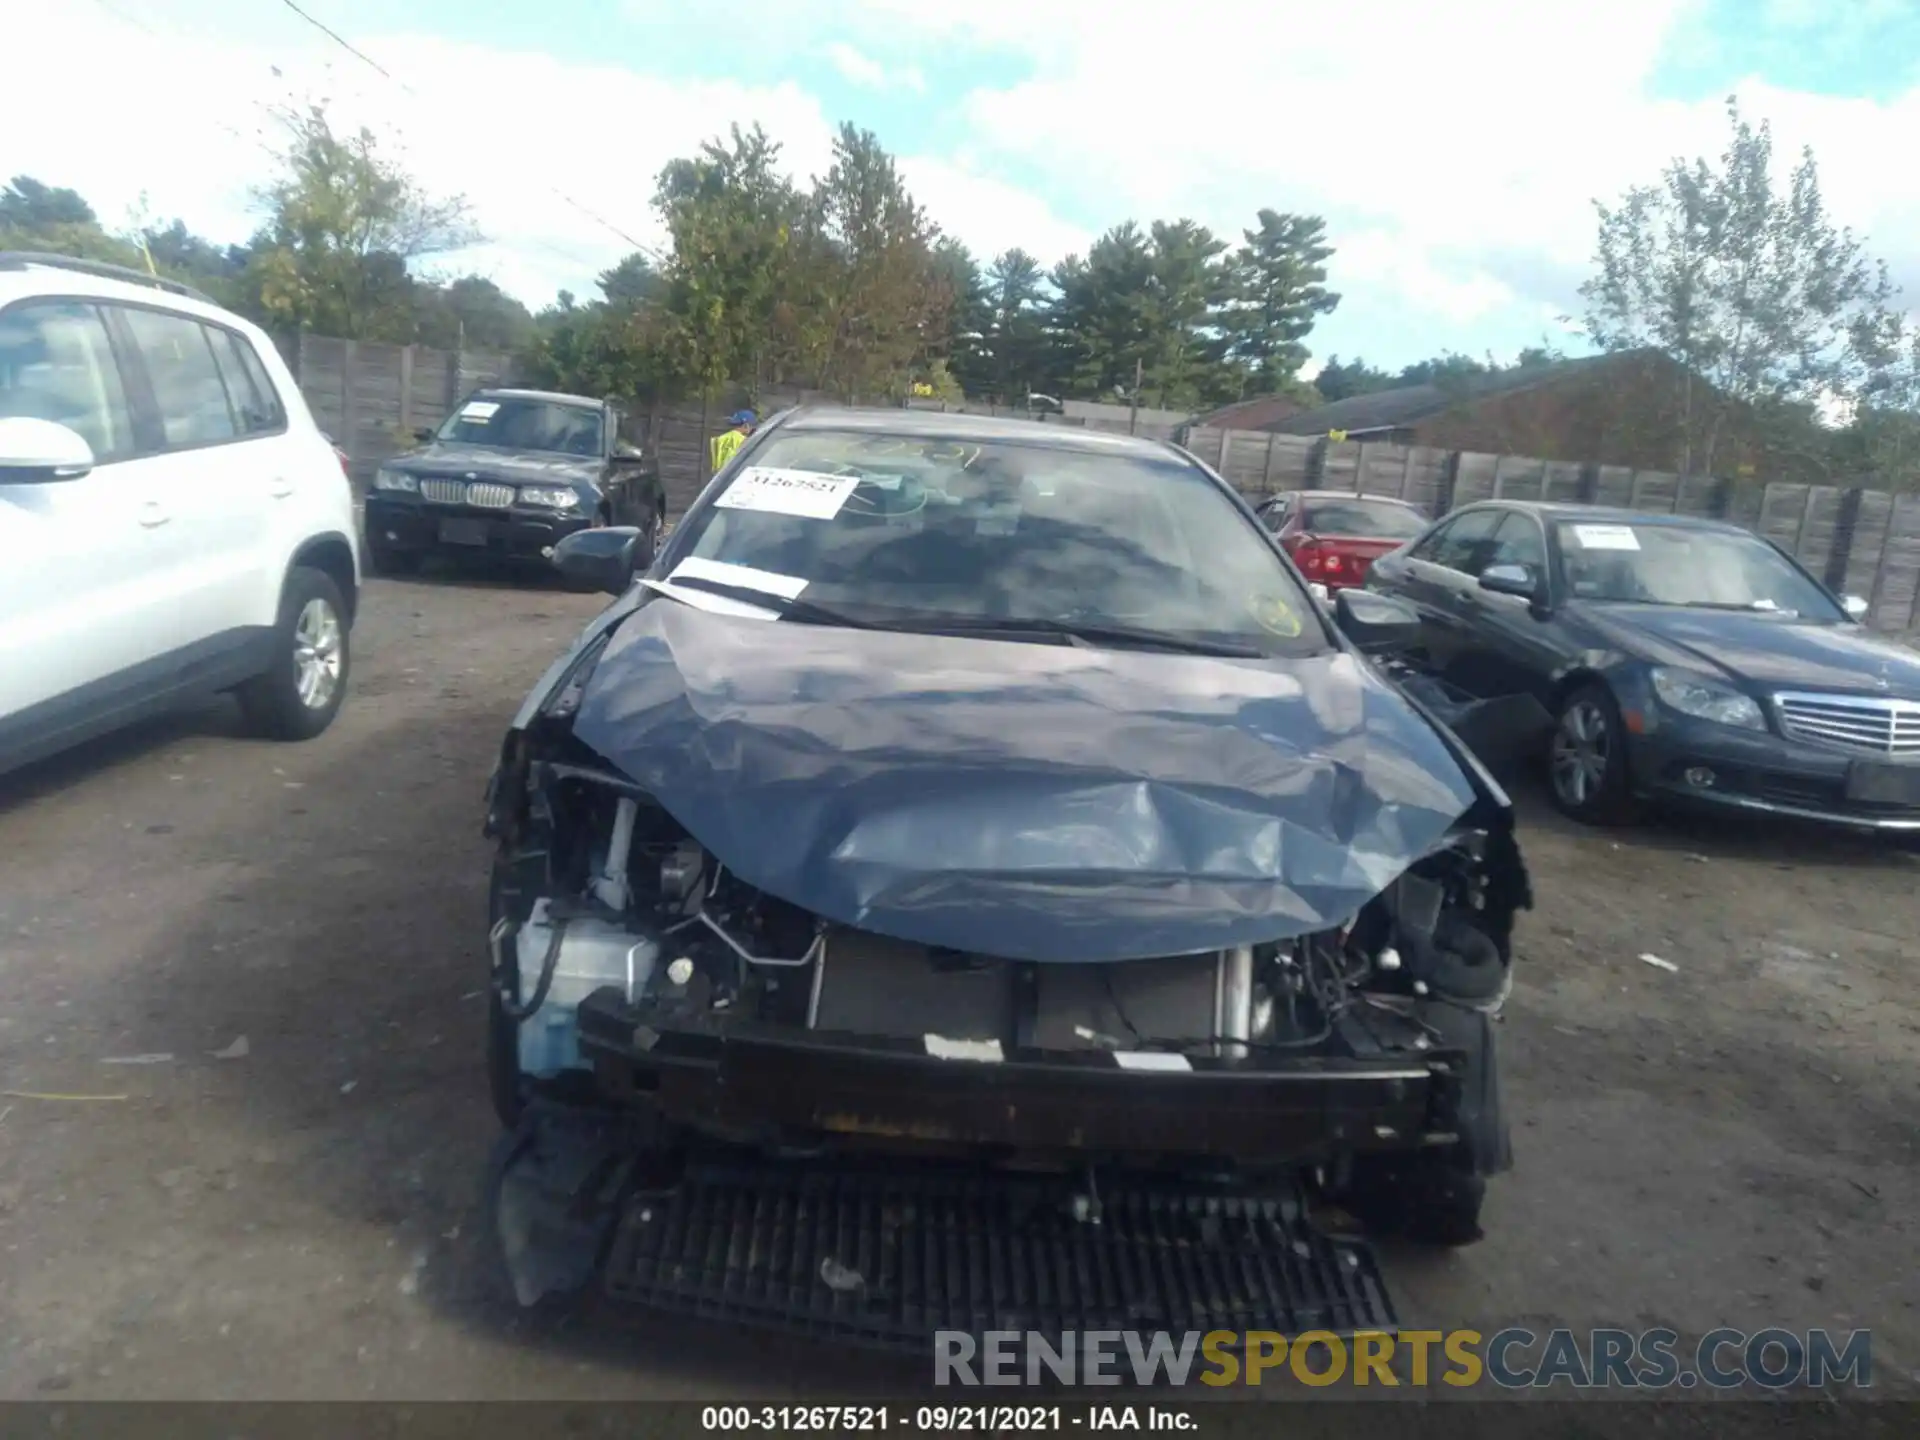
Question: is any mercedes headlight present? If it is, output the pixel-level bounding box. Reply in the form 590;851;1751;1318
373;467;417;492
1649;667;1764;730
518;486;577;509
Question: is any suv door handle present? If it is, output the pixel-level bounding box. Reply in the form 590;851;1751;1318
269;477;295;498
139;501;172;528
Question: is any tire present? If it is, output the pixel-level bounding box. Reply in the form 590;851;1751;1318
365;542;418;577
1546;680;1636;825
237;566;350;741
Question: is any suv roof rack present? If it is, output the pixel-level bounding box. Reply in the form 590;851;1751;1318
0;251;215;305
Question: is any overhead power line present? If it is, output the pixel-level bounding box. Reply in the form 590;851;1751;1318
271;0;667;267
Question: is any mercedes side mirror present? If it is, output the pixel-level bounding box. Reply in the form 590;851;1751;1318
1841;594;1870;622
1479;563;1538;600
555;526;642;596
0;416;94;484
1333;588;1421;653
413;427;435;443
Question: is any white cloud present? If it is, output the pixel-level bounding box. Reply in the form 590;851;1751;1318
9;6;842;308
854;0;1920;342
824;40;925;93
16;0;1920;367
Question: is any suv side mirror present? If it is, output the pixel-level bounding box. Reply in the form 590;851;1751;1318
555;526;642;596
1333;587;1421;653
413;427;435;443
0;417;94;484
1479;562;1539;600
1841;593;1870;621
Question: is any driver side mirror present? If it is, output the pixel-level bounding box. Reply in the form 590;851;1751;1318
413;427;434;444
1479;562;1540;601
1840;594;1870;622
555;526;644;596
1333;587;1421;654
0;416;94;484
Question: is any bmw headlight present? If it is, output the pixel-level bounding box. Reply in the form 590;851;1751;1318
1649;667;1764;730
373;467;417;492
518;486;577;509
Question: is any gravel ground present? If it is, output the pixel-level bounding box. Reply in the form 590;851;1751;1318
0;570;1915;1401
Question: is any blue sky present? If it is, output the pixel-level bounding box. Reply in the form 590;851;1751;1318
18;0;1920;378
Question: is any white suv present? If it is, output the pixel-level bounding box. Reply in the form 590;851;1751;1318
0;253;360;778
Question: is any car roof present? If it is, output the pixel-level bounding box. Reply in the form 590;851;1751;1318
778;405;1181;458
1454;499;1749;537
0;253;275;342
469;387;607;407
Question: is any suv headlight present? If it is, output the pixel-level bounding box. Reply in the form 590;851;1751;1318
373;467;417;492
518;486;577;509
1649;667;1764;730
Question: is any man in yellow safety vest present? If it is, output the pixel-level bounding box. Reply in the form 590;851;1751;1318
710;409;756;474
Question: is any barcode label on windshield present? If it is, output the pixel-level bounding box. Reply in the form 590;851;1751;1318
1570;523;1640;551
717;467;861;520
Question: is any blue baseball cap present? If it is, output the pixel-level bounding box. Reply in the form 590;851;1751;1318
728;409;757;425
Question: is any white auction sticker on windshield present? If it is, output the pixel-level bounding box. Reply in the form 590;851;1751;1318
459;400;500;420
1570;523;1641;551
717;466;861;520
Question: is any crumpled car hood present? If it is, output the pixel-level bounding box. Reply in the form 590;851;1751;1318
568;598;1480;963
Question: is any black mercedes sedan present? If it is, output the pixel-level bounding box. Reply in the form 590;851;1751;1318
1365;500;1920;831
363;388;665;577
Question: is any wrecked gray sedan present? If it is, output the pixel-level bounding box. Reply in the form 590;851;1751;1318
478;409;1532;1348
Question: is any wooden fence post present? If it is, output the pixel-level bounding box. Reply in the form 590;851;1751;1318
1438;452;1462;515
1218;430;1232;477
1399;446;1415;500
1576;463;1600;504
398;345;415;437
1824;487;1865;593
1262;435;1279;494
341;340;359;479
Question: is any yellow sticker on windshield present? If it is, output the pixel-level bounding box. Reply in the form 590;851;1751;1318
1248;593;1303;637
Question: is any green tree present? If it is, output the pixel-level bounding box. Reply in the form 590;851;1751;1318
1581;96;1897;474
654;122;803;398
598;251;664;310
0;174;145;269
981;247;1051;402
1219;210;1339;396
0;176;97;230
246;102;480;341
931;237;990;394
416;275;535;352
802;123;949;399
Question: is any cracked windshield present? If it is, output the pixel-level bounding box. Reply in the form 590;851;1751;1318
1;0;1915;1423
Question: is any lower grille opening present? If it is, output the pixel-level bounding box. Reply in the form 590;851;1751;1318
603;1157;1395;1352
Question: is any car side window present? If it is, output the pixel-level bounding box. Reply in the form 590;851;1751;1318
116;305;238;449
207;328;287;437
0;300;137;463
1485;512;1547;572
1420;509;1504;573
1260;496;1292;531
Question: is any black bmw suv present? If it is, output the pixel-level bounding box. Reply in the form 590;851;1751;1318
363;388;665;577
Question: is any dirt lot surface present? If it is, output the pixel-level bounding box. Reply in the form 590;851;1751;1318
1;570;1916;1402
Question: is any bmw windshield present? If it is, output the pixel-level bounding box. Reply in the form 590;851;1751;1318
435;396;604;458
661;428;1331;656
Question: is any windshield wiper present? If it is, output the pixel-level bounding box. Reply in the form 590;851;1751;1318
915;616;1267;658
651;578;1266;655
1674;600;1797;614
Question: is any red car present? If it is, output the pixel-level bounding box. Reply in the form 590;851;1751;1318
1256;490;1429;591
